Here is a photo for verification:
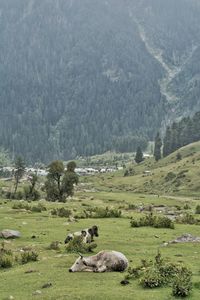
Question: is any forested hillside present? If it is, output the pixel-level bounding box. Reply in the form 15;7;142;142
0;0;200;163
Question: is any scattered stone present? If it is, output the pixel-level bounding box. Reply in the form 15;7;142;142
154;235;159;238
25;269;38;274
42;283;52;289
120;280;130;285
8;296;14;300
22;222;27;225
0;230;21;239
32;290;42;296
68;216;78;223
168;233;200;244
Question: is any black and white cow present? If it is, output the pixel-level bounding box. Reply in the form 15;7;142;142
64;225;99;244
69;250;128;273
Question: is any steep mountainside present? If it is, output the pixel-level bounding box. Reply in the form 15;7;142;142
0;0;200;163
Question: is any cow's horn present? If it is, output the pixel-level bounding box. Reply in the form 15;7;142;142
78;252;83;258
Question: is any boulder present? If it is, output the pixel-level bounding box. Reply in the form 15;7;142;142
0;229;21;239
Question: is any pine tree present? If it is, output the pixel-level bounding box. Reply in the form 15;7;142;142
135;147;144;164
154;132;162;161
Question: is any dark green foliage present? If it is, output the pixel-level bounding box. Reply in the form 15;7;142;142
21;251;39;264
135;147;144;164
130;213;174;229
51;207;72;218
154;132;162;161
172;267;192;297
65;236;97;253
163;112;200;157
12;202;46;213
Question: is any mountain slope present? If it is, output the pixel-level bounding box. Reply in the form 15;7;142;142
0;0;200;163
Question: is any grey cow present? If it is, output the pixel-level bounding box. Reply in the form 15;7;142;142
69;250;128;273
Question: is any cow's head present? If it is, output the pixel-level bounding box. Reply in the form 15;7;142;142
90;225;99;237
69;254;88;272
64;234;73;244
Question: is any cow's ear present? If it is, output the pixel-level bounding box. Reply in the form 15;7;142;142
88;228;93;235
82;259;88;266
81;230;87;237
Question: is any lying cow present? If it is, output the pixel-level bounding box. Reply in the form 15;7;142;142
69;250;128;273
64;225;99;244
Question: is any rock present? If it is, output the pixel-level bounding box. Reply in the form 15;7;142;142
169;233;200;244
0;230;21;239
8;296;14;300
25;269;38;274
120;280;130;285
32;290;42;296
42;283;52;289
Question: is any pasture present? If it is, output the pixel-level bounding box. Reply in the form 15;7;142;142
1;191;200;299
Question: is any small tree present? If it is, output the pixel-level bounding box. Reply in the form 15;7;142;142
154;132;162;161
135;147;144;164
62;161;79;197
24;173;40;200
45;160;65;202
14;156;25;194
45;160;78;202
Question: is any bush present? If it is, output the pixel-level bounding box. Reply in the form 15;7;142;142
130;213;174;229
140;268;164;288
51;207;72;218
65;236;97;253
165;172;176;182
23;186;40;201
31;203;47;212
48;241;61;250
195;205;200;214
0;254;13;268
172;267;192;297
176;213;196;225
21;251;38;264
0;243;13;268
84;207;122;218
12;202;31;210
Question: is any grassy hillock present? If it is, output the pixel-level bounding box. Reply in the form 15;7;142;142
83;141;200;197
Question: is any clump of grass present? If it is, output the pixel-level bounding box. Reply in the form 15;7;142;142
65;236;97;253
195;205;200;214
176;213;197;225
130;213;174;229
21;250;39;264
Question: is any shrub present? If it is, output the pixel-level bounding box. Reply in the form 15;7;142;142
176;213;196;225
165;172;176;182
65;236;97;253
130;213;174;229
195;205;200;214
31;203;47;212
48;241;61;251
12;202;31;210
0;254;13;268
21;251;38;264
85;207;122;218
51;207;72;218
0;243;13;268
172;267;192;297
140;268;164;288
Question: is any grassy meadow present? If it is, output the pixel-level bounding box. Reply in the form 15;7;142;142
1;142;200;299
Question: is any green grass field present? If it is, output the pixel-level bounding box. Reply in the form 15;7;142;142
1;192;200;300
1;142;200;299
